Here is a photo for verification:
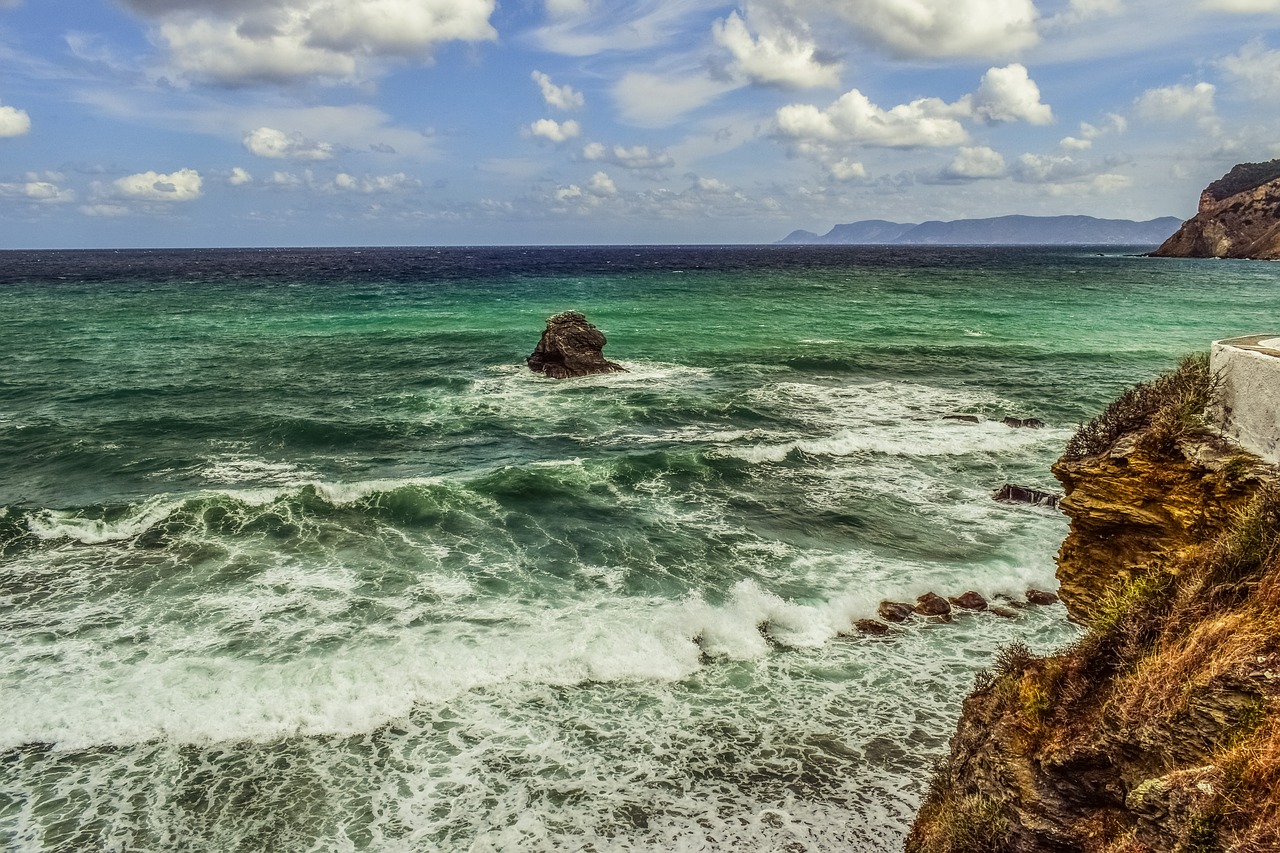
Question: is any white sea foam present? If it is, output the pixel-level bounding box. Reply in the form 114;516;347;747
26;496;182;544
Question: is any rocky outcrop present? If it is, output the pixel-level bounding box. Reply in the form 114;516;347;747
1051;430;1264;623
1153;160;1280;259
994;484;1061;510
907;368;1280;853
527;311;625;379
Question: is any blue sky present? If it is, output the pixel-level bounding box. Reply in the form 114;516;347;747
1;0;1278;247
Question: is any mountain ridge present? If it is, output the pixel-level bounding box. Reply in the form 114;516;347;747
779;214;1182;246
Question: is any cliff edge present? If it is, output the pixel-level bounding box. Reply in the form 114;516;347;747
1153;160;1280;259
907;355;1280;853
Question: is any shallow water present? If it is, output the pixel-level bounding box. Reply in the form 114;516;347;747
1;246;1276;851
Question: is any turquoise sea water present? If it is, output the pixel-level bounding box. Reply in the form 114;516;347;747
1;246;1277;852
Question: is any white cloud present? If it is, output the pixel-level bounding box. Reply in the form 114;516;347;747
80;203;131;217
829;159;866;180
1218;40;1280;98
0;101;31;137
228;166;253;185
588;170;617;195
1135;81;1216;120
1060;135;1092;150
613;71;738;128
124;0;497;86
527;118;581;142
113;168;203;201
0;174;75;203
269;170;306;187
532;0;708;56
1202;0;1280;11
776;89;970;148
333;172;421;193
583;142;675;170
789;0;1040;59
712;11;841;88
970;63;1052;124
532;70;584;110
1012;153;1128;194
946;145;1007;178
244;126;335;160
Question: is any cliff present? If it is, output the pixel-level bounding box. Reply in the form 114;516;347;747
1153;160;1280;259
907;356;1280;853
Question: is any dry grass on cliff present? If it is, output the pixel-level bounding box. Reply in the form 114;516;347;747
1064;353;1216;461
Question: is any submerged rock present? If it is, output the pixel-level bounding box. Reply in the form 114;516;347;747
878;601;914;622
914;592;952;616
993;483;1061;509
855;618;891;636
527;311;625;379
943;414;981;424
948;590;988;611
1002;416;1045;428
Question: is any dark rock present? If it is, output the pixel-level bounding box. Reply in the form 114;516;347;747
948;590;988;610
993;483;1061;509
1002;416;1045;428
855;618;890;635
914;592;952;616
878;600;914;622
527;311;625;379
1026;588;1059;606
943;414;981;424
988;605;1018;618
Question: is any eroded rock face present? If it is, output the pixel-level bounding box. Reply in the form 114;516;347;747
527;311;625;379
1153;160;1280;260
1051;432;1262;623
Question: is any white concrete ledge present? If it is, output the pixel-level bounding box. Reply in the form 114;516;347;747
1211;335;1280;465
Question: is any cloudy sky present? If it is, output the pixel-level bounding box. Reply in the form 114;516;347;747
1;0;1277;246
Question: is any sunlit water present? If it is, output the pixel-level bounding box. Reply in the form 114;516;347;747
2;246;1276;851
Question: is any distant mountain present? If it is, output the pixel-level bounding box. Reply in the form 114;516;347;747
778;214;1183;246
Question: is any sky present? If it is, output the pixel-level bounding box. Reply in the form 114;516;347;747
1;0;1278;247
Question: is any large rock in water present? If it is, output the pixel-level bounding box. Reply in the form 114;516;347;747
1153;159;1280;259
527;311;625;379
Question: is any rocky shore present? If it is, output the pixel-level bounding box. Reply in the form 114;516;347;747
1154;160;1280;260
907;355;1280;852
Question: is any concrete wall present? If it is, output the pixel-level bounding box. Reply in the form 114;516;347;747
1211;335;1280;465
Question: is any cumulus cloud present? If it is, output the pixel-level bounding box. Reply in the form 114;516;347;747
0;173;75;203
829;159;866;180
244;126;336;159
582;141;675;170
970;63;1052;124
1135;82;1216;120
1218;40;1280;98
113;168;204;201
712;11;841;88
1059;113;1125;150
776;90;970;149
946;145;1007;178
527;118;581;142
532;70;584;110
775;63;1051;158
333;172;421;193
588;170;617;195
228;166;253;185
1011;153;1129;193
0;100;31;137
761;0;1039;60
122;0;497;86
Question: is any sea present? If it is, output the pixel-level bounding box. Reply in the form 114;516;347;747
1;245;1277;852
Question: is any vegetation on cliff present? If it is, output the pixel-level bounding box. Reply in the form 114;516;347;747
1153;159;1280;260
908;358;1280;853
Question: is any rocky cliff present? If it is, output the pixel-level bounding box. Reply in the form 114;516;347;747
1153;160;1280;259
907;356;1280;853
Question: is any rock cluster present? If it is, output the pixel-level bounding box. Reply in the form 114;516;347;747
527;311;625;379
1153;159;1280;259
863;588;1057;633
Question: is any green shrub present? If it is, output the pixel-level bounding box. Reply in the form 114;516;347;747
1064;353;1215;461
